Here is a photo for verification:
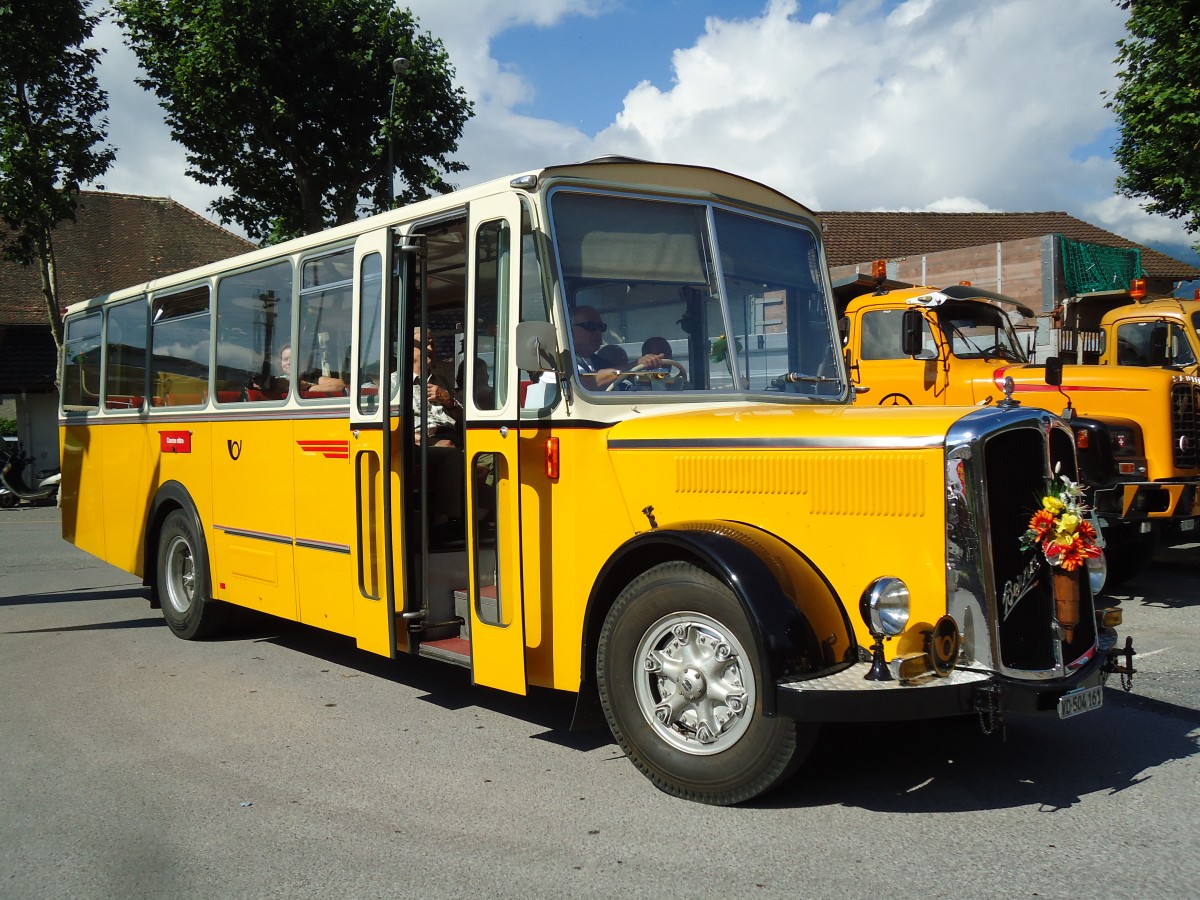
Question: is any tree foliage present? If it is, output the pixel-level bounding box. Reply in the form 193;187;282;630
0;0;114;349
1110;0;1200;242
116;0;473;242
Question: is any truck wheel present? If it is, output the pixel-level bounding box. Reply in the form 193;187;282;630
157;509;228;639
596;561;814;805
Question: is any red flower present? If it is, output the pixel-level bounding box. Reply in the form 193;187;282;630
1027;508;1057;540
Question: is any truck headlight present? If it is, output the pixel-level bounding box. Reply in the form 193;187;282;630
1087;550;1107;595
860;577;911;637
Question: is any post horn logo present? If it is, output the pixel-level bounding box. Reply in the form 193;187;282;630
227;439;242;461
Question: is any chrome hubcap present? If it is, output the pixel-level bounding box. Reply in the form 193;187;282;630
634;612;754;756
164;535;196;615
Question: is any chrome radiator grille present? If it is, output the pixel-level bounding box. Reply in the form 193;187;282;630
983;426;1097;673
1171;382;1200;469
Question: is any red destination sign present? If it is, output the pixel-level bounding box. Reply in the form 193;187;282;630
160;431;192;453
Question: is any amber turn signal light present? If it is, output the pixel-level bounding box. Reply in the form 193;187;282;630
544;436;560;479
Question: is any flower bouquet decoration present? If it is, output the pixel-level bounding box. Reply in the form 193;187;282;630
1019;472;1101;640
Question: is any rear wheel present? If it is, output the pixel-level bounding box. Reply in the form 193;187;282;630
597;561;815;805
157;509;228;639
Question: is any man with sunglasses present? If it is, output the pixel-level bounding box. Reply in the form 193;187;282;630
571;305;665;391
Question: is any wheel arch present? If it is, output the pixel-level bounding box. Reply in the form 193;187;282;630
572;521;857;729
143;481;208;609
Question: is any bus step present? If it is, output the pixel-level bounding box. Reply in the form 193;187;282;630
419;637;471;668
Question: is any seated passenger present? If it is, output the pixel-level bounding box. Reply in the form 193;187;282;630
412;328;462;447
571;305;667;390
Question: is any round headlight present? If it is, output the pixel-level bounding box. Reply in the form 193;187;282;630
1087;550;1107;596
860;577;911;637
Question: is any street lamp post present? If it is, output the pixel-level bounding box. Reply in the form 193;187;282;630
385;56;409;210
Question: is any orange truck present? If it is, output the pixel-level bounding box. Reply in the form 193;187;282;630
835;275;1200;581
1055;279;1200;375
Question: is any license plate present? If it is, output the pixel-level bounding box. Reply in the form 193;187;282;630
1180;519;1195;532
1058;685;1103;719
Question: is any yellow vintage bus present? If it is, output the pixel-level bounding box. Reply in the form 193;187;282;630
59;160;1130;805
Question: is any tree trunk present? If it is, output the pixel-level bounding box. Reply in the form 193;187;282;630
36;229;64;357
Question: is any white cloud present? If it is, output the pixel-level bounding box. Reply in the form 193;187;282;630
87;0;1197;262
597;0;1132;221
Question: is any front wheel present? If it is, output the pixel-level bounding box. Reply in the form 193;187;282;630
597;561;815;805
157;508;228;639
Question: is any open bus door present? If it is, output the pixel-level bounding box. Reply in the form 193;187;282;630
349;228;401;657
463;193;528;694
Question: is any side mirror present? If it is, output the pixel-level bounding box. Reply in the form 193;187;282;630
515;321;559;372
901;309;924;357
1150;323;1169;365
1045;355;1063;386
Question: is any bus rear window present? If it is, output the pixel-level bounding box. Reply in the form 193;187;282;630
62;313;102;412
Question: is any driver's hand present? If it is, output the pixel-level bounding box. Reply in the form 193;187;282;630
636;352;664;368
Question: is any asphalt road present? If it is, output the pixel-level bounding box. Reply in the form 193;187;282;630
2;505;1198;900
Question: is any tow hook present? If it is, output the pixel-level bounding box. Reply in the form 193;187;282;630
1104;636;1137;692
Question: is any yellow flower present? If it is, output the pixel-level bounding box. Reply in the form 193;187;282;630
1042;495;1065;514
1056;512;1080;535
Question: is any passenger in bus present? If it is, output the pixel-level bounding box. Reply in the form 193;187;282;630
413;328;462;447
457;356;494;408
249;343;293;399
595;344;634;391
570;305;666;390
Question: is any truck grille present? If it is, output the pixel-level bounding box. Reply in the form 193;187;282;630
983;426;1097;672
1171;382;1200;468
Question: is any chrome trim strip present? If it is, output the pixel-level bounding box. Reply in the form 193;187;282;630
608;435;945;451
213;525;293;545
295;539;351;554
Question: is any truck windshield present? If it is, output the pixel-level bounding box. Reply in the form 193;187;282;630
935;301;1027;362
549;190;841;398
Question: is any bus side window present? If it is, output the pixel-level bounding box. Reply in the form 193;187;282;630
299;249;354;400
150;285;211;408
215;261;293;404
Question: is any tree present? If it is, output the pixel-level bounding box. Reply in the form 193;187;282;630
1110;0;1200;245
116;0;473;242
0;0;115;351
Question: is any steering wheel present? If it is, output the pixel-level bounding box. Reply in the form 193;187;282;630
605;358;688;390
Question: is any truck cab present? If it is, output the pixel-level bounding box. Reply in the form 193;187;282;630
838;277;1200;581
1100;296;1200;375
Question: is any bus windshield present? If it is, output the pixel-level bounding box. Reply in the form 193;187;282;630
549;191;841;397
934;301;1027;362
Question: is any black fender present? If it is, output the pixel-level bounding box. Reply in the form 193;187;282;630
573;520;857;728
143;481;208;609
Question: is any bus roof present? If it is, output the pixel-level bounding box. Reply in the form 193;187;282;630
65;159;818;316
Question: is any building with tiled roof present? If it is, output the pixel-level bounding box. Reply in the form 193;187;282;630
1;191;253;468
820;209;1200;309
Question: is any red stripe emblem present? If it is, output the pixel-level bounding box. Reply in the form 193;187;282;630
297;440;350;460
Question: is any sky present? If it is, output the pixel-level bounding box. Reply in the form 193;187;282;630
87;0;1200;272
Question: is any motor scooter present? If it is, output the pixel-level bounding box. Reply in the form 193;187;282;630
0;445;60;506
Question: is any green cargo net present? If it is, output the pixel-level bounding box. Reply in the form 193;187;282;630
1057;235;1144;295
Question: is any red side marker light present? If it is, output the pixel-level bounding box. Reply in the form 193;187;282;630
1074;429;1089;450
545;437;560;479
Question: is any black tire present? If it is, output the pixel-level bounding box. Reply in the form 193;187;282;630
596;561;816;805
0;493;17;509
156;508;228;640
